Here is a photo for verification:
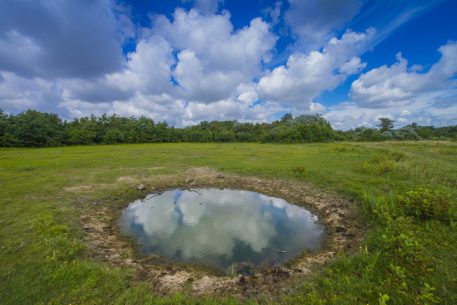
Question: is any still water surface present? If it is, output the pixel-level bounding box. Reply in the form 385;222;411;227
119;188;324;272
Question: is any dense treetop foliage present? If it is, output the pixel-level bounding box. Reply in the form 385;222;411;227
0;108;456;147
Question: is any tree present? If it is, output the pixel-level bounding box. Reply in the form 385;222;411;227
280;113;293;123
0;109;8;146
378;117;394;132
0;109;7;132
1;107;455;147
6;110;64;147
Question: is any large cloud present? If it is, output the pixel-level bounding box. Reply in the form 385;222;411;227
257;29;375;107
0;71;61;113
325;41;457;129
351;42;457;108
58;7;279;125
0;3;281;126
151;9;277;103
107;35;175;96
0;0;128;79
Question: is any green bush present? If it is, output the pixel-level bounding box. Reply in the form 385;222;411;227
398;187;455;221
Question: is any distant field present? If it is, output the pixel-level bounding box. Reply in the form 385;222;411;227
1;142;456;305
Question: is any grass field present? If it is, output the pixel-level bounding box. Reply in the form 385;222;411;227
1;142;457;304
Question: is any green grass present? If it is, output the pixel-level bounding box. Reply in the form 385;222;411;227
1;142;457;304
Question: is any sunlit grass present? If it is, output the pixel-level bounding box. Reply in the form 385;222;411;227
1;141;456;304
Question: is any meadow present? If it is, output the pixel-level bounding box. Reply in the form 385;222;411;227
1;141;456;304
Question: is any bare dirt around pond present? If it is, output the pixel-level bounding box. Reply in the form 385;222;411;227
73;167;364;299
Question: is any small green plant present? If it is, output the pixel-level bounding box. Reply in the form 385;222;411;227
398;187;455;222
378;293;390;305
362;154;397;174
292;165;306;175
417;283;441;304
381;223;427;270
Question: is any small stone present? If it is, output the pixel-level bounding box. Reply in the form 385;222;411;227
335;225;347;233
137;184;145;191
239;275;247;284
217;174;225;179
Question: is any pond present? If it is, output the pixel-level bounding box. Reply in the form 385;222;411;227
119;188;325;274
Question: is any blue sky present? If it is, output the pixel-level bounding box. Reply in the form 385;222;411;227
0;0;456;129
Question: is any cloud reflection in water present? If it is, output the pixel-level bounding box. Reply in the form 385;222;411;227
120;188;324;270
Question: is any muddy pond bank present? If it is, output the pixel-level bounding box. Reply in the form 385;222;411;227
74;167;364;298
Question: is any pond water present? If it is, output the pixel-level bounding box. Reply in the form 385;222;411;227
119;188;325;273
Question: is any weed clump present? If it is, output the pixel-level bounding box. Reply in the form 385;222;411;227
361;151;408;174
292;165;307;176
398;187;455;222
389;151;407;162
362;154;397;174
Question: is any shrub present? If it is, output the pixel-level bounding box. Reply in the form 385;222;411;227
398;187;455;222
380;218;427;268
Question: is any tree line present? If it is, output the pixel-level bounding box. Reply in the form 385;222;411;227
0;109;456;147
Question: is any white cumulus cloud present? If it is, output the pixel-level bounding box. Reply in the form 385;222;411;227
325;41;457;129
257;29;375;107
351;42;457;108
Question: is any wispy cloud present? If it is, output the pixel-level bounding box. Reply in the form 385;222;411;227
348;0;444;48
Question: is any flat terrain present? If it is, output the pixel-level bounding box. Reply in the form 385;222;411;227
1;142;456;304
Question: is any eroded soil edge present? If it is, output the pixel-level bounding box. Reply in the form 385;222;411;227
74;167;364;298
